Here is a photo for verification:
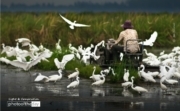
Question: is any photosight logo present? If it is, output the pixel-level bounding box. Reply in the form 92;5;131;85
7;101;41;107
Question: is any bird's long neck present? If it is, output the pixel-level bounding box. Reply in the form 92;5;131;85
92;67;96;76
2;44;5;48
58;70;62;76
144;49;148;55
141;65;145;71
131;78;134;89
76;77;79;83
102;76;105;82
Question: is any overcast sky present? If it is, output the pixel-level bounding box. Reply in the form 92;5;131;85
2;0;128;6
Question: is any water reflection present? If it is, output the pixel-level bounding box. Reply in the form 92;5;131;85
122;89;133;98
67;89;79;96
130;101;144;110
91;87;105;97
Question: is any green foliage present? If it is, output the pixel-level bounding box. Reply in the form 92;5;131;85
1;12;179;48
110;61;139;83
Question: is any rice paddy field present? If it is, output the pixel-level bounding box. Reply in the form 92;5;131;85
1;12;180;48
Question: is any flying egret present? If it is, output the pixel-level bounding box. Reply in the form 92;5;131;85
67;76;80;88
131;76;148;94
59;14;90;29
139;31;158;46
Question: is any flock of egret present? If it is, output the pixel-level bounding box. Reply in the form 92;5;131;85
1;35;180;95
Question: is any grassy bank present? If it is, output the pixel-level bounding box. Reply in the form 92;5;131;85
1;12;179;48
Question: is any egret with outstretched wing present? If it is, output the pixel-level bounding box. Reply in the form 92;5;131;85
59;14;90;29
139;31;158;46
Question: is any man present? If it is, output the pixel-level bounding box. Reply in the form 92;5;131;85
111;20;140;62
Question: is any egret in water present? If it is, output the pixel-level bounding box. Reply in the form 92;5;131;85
34;73;49;82
68;68;79;81
91;74;105;86
100;67;111;76
90;66;104;82
47;69;63;83
59;14;90;29
131;76;148;94
67;76;80;88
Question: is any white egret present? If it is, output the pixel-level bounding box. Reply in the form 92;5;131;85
121;81;132;89
47;69;63;83
6;49;52;71
143;49;157;59
160;75;168;93
59;14;90;29
67;76;80;88
68;68;79;80
131;76;148;94
139;31;158;46
139;64;156;83
1;43;13;54
15;38;31;47
123;69;129;82
111;68;116;76
90;66;104;82
68;43;78;53
39;43;44;51
100;67;111;76
119;53;124;61
34;73;49;82
54;54;74;69
147;71;159;77
91;75;105;86
55;39;62;53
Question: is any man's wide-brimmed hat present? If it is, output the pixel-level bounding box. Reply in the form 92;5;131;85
121;20;133;29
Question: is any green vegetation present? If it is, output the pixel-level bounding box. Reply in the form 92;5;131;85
109;61;139;83
1;12;179;83
1;12;180;48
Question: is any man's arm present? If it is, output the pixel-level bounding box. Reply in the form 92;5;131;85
115;32;124;45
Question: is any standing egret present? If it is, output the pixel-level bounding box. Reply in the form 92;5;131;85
123;69;129;82
47;69;63;83
100;67;111;76
91;75;105;86
67;76;80;88
55;39;62;53
122;81;132;90
68;68;79;81
90;66;104;82
131;76;148;94
34;73;49;82
160;75;168;93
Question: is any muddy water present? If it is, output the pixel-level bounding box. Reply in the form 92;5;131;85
1;64;180;111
